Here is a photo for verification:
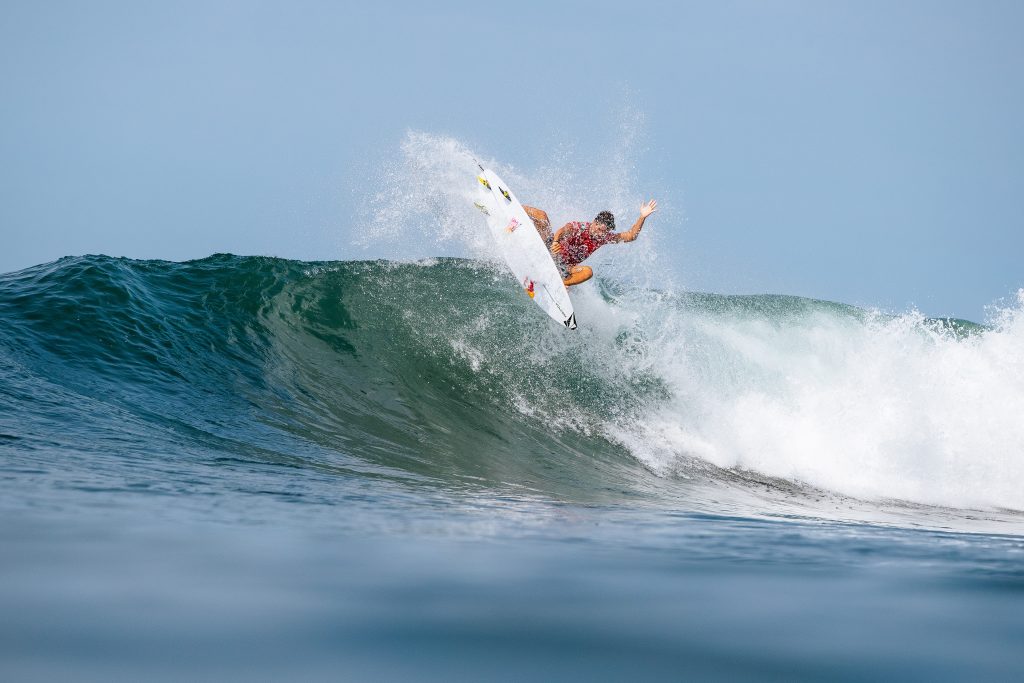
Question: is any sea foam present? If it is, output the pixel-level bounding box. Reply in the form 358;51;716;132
364;131;1024;511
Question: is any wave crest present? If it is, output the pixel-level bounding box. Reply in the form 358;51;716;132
2;255;1022;512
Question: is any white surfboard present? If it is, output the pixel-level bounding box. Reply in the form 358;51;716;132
473;168;577;330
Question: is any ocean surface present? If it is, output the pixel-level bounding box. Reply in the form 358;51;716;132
2;253;1023;681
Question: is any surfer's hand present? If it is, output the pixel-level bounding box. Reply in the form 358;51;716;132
640;199;658;219
550;242;561;255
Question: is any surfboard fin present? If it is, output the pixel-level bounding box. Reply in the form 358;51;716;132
500;187;511;201
477;176;491;189
563;313;577;330
473;201;489;215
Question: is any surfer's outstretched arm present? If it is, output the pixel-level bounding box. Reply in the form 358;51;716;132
616;199;658;243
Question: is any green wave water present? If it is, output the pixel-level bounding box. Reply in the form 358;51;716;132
1;255;646;500
3;253;1022;519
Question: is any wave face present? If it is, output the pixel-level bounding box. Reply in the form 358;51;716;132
2;254;1023;516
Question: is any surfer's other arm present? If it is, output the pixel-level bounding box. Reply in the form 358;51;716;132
523;205;553;243
614;200;658;243
549;223;571;252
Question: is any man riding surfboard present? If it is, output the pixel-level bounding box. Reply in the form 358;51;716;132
522;200;659;286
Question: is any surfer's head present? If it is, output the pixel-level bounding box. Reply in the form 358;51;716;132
593;211;616;233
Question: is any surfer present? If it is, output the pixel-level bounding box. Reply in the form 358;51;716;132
523;201;658;286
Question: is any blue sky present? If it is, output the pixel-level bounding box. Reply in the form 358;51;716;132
2;0;1022;321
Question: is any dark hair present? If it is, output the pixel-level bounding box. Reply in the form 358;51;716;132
594;211;616;230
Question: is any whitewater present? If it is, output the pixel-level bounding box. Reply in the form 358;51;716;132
364;131;1024;514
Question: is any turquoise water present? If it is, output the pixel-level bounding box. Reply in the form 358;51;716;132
2;255;1022;680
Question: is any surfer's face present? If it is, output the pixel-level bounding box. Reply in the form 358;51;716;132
591;221;611;235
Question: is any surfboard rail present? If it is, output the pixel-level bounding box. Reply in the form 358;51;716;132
474;168;577;330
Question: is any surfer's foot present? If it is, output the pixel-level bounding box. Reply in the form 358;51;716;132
563;265;593;287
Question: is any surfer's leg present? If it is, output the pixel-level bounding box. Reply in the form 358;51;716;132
563;265;593;287
523;205;553;244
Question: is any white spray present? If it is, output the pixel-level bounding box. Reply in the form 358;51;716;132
360;131;1024;512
